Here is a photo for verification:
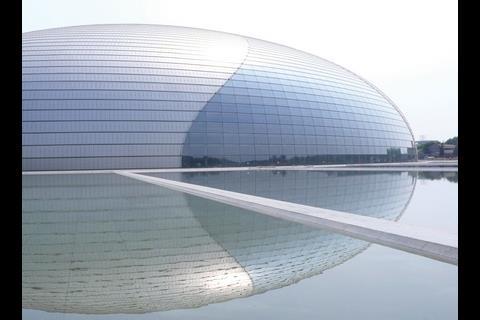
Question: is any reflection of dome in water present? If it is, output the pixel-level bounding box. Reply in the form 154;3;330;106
159;170;417;219
22;172;416;314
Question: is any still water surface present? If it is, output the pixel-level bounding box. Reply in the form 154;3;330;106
22;170;457;320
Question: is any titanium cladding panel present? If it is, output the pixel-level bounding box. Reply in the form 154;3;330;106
22;24;417;170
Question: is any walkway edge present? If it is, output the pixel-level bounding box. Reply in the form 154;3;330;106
115;171;458;265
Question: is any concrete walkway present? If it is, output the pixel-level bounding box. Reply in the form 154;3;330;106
115;171;458;265
22;160;458;175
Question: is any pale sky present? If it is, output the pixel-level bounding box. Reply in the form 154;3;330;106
22;0;458;142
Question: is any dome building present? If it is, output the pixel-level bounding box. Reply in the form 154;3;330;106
22;24;416;171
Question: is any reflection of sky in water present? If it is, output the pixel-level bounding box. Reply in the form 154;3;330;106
22;171;457;319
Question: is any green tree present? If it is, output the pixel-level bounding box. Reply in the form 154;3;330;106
444;136;458;145
417;141;439;157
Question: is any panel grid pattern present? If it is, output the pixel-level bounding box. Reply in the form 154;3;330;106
22;25;416;170
23;25;248;170
182;37;416;167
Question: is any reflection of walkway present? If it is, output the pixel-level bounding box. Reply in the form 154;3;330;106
22;161;458;176
117;171;457;265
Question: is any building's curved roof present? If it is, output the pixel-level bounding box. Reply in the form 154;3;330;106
22;24;416;170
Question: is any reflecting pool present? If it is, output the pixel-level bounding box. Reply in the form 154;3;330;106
22;170;457;319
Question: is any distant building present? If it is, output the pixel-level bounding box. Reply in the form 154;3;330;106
416;140;457;159
442;144;456;157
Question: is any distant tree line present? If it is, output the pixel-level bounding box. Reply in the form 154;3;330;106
414;171;458;182
416;136;458;159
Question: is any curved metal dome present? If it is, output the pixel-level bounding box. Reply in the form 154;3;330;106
22;24;416;170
